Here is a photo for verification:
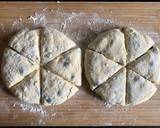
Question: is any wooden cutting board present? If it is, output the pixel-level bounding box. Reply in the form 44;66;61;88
0;2;160;126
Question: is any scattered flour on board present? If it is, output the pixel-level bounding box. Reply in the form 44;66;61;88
27;12;47;26
11;17;25;31
38;119;46;125
12;18;23;26
104;102;113;108
13;102;48;117
25;9;116;48
103;122;113;126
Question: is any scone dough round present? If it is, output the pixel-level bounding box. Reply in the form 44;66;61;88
1;28;82;105
85;27;159;106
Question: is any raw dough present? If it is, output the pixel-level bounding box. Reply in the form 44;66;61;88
10;70;40;104
127;46;160;84
2;28;81;105
41;68;78;105
45;47;82;86
9;28;40;64
1;48;39;88
94;68;126;106
122;27;154;63
88;29;126;65
85;27;158;106
84;49;122;90
41;27;76;64
126;69;157;106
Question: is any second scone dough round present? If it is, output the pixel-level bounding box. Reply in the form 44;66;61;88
85;27;159;106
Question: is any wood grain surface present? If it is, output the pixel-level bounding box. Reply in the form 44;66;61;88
0;2;160;126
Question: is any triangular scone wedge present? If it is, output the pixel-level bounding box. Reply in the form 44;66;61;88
41;28;76;64
122;27;154;63
84;49;122;90
126;70;157;106
1;48;39;88
41;68;78;105
10;70;40;104
127;46;160;84
94;68;126;106
46;47;81;86
88;29;126;65
9;28;40;64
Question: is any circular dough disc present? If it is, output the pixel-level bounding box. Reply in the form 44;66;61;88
85;27;158;107
1;28;82;105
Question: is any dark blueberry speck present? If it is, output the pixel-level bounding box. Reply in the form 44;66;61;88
134;76;139;82
19;67;24;74
149;61;154;67
46;97;52;103
63;61;70;67
152;47;158;54
43;95;46;99
63;58;70;67
121;27;125;32
110;39;114;46
95;80;99;85
57;90;62;96
71;75;75;80
45;52;52;58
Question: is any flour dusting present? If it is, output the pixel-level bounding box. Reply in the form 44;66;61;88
104;102;113;108
11;17;25;31
27;12;47;26
38;119;46;125
104;122;113;126
26;9;116;48
13;102;48;117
